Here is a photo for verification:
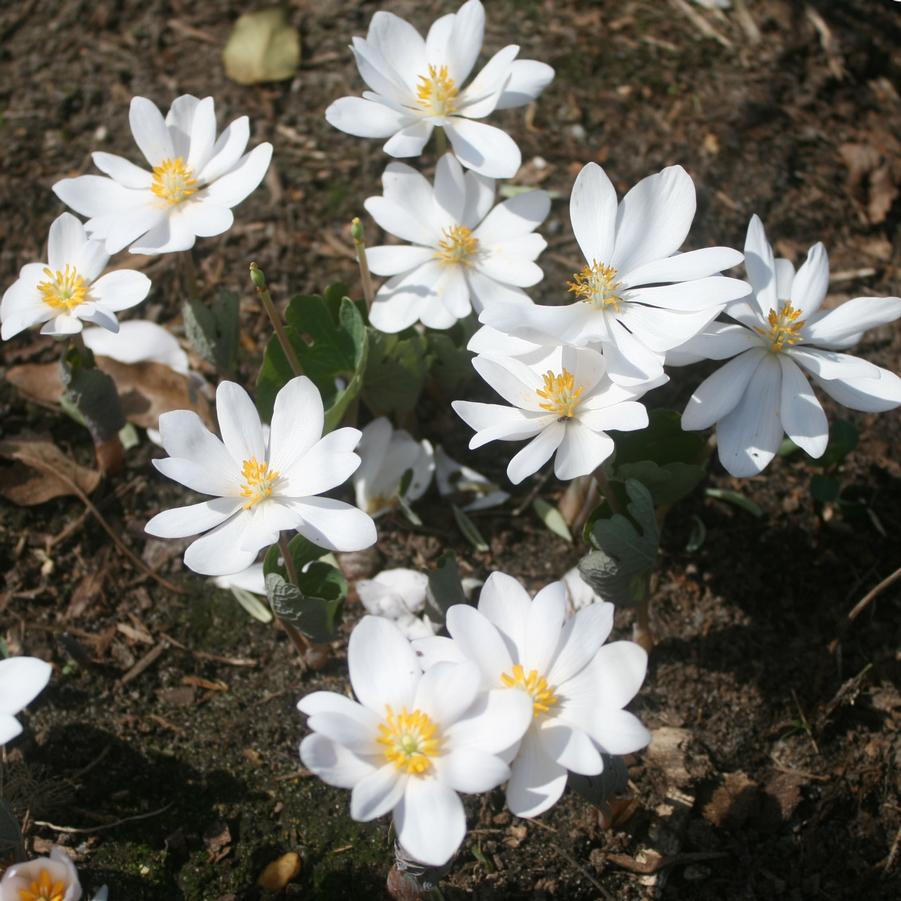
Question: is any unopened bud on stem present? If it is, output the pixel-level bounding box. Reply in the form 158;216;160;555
249;261;267;290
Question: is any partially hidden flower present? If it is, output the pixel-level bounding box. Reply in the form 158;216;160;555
82;319;190;374
357;569;438;640
326;0;554;178
0;848;83;901
352;417;434;517
298;615;532;865
677;215;901;476
0;655;51;745
1;213;150;340
213;563;266;596
365;154;549;332
562;567;603;612
479;162;749;385
53;95;272;255
414;572;650;817
453;345;663;484
435;446;509;511
145;376;377;576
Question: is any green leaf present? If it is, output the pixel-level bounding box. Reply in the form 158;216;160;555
60;345;125;444
452;504;489;552
223;8;301;85
810;474;841;504
362;328;429;416
263;534;331;580
426;552;468;626
579;480;659;608
815;419;858;470
256;287;368;429
183;291;239;375
705;487;764;518
614;460;706;507
613;409;707;468
264;573;343;643
427;331;474;396
532;498;573;543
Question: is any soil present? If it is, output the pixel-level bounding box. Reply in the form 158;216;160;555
1;1;900;899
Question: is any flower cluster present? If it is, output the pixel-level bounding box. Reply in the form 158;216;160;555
299;572;648;864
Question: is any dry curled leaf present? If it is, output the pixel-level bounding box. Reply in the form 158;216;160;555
0;435;100;506
839;140;900;225
223;8;300;85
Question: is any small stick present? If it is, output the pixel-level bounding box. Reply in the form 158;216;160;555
846;565;901;623
250;262;303;376
350;218;375;308
33;803;173;835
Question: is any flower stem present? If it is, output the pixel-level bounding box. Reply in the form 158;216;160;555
433;127;448;157
249;262;303;377
350;217;375;309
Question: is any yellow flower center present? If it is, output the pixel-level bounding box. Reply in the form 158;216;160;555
500;664;559;718
239;457;280;508
17;868;67;901
416;64;459;117
37;264;88;312
434;224;479;266
151;157;198;205
756;302;806;353
567;261;623;311
535;368;584;419
377;705;441;775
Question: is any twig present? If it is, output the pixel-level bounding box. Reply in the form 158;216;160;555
250;262;303;376
16;455;187;595
119;641;168;685
350;218;375;308
33;802;173;835
847;565;901;623
668;0;733;48
512;466;553;516
546;842;615;901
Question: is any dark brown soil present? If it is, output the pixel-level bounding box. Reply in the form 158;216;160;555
1;1;900;899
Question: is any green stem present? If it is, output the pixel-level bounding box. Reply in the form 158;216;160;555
434;127;448;157
250;263;303;377
350;217;375;309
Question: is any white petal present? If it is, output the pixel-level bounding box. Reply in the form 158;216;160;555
366;244;435;276
157;409;238;474
0;657;52;716
477;571;533;662
622;246;745;287
790;242;829;317
546;602;614;687
540;720;603;774
456;45;520;119
129;96;175;166
445;688;533;755
666;321;761;365
452;401;548;448
325;96;412;139
612;165;695;273
179;201;234;238
128;209;197;255
291;497;377;552
413;661;481;727
505;730;568;817
779;356;828;458
447;0;485;84
435;748;509;793
305;709;380;756
182;510;258;576
267;376;326;474
446;605;513;684
395;778;465;866
366;10;427;93
0;714;22;745
445;118;521;179
365;193;438;246
145;497;243;539
579;400;648;434
524;581;568;675
89;270;151;312
604;316;665;386
569;163;617;266
553;420;615;480
152;457;236;497
629;275;749;312
41;313;84;336
813;366;901;413
348;615;419;714
299;734;376;788
743;214;777;318
186;96;217;173
91;152;152;189
682;347;767;430
803;296;901;346
716;353;784;477
561;641;648;713
472;354;543;410
47;213;87;270
351;764;405;820
462;170;496;229
91;204;168;255
198;116;251;184
165;94;200;158
53;174;147;219
433;153;467;222
495;59;555;110
507;421;566;484
413;635;468;669
588;709;651;756
216;381;266;464
383;121;434;158
787;347;879;381
202;143;272;208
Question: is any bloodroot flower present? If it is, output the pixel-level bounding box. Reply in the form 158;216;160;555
480;162;749;385
145;377;376;576
415;572;650;817
326;0;554;177
453;345;662;484
0;655;51;745
53;95;272;255
365;154;549;332
1;213;150;340
298;616;532;865
678;215;901;476
0;848;82;901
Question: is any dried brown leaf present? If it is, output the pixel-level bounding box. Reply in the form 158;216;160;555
0;436;100;506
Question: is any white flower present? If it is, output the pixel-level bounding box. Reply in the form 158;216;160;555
145;376;376;576
0;847;81;901
1;214;151;340
298;616;532;865
326;0;553;178
53;95;272;255
357;569;438;640
82;319;190;374
678;215;901;476
562;567;602;612
353;418;434;517
479;163;749;385
213;563;266;596
364;154;549;332
453;344;662;484
414;572;650;817
435;446;509;511
0;655;52;745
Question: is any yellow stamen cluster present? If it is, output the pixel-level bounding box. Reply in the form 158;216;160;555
377;705;441;775
536;368;584;419
501;664;559;718
37;264;88;312
239;457;280;508
567;261;623;310
151;157;198;205
756;302;805;353
434;224;479;266
17;868;67;901
416;64;459;117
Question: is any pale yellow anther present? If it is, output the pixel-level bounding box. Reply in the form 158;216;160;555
567;261;623;311
151;157;198;205
500;664;559;718
416;64;459;117
239;457;280;508
756;302;805;353
377;705;441;775
37;264;88;312
434;224;479;266
535;369;585;419
17;867;67;901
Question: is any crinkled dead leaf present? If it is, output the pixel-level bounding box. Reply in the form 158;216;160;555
0;435;100;506
223;8;300;85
